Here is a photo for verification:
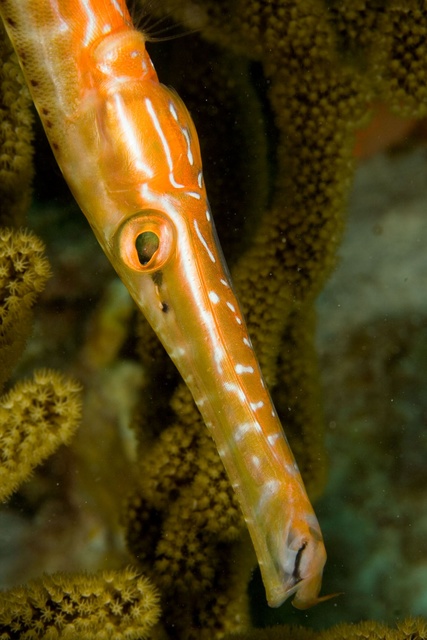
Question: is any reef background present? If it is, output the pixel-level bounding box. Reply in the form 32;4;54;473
2;80;427;636
1;0;427;637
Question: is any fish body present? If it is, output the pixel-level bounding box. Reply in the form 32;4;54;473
0;0;328;608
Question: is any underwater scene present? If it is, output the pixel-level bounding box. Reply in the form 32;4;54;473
1;0;427;638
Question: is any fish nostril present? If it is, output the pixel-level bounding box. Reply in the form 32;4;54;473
135;231;160;266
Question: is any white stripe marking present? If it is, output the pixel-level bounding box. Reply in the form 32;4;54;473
169;101;178;120
235;364;254;374
193;220;216;263
81;0;99;46
181;128;194;165
209;291;220;304
169;172;185;188
224;382;246;403
234;422;252;441
145;98;172;171
111;0;124;17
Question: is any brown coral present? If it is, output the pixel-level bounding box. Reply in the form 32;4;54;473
0;369;82;502
0;567;160;639
0;227;51;391
2;0;427;637
223;616;427;639
0;21;33;227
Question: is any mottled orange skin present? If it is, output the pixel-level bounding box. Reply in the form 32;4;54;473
0;0;328;608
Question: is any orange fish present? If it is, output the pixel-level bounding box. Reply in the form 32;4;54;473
0;0;330;608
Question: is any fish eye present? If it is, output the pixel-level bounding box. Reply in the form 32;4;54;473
114;210;175;273
135;230;160;266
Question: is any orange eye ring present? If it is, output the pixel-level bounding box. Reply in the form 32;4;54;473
114;210;176;273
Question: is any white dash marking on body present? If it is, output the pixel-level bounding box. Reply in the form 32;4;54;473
234;422;252;441
81;0;98;45
258;479;281;511
220;278;229;287
198;171;203;188
224;382;246;403
169;172;185;188
186;191;201;200
226;302;236;312
267;433;280;445
170;346;186;359
235;316;242;325
243;337;252;348
113;96;153;176
250;401;264;411
206;209;211;222
111;0;124;17
235;364;254;374
214;346;225;373
193;220;216;263
181;128;194;165
286;462;299;477
146;98;174;172
169;101;178;120
209;291;220;304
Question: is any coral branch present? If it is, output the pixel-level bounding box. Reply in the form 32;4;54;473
0;567;160;639
0;369;82;502
0;227;51;391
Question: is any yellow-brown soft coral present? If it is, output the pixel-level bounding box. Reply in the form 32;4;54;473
0;227;51;391
0;21;33;227
0;369;82;502
223;616;427;639
2;0;427;638
0;567;160;639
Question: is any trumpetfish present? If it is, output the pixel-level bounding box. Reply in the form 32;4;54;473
0;0;330;608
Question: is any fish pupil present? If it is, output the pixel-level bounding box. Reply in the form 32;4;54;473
135;230;159;265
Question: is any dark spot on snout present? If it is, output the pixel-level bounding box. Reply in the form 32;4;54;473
151;271;163;286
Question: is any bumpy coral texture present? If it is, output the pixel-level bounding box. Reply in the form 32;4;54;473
0;227;51;390
0;21;33;227
222;616;427;639
0;369;82;501
2;1;427;639
0;567;160;639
